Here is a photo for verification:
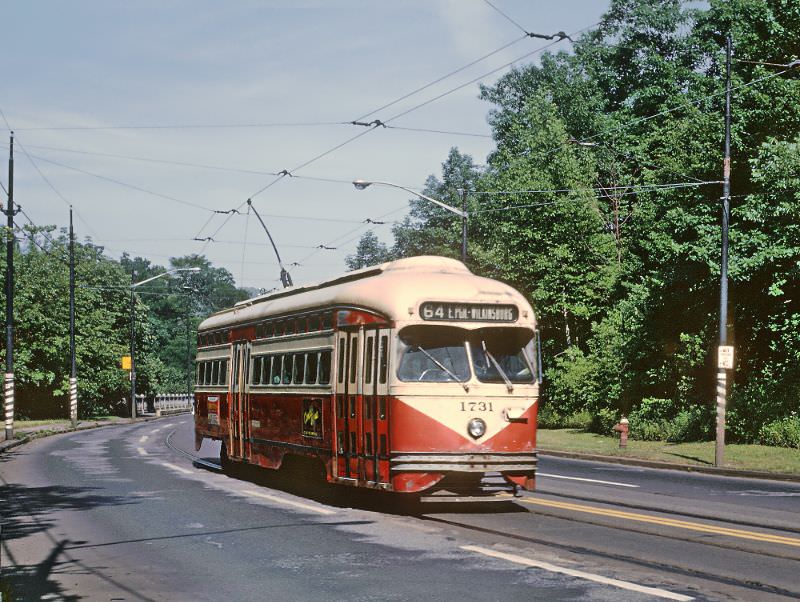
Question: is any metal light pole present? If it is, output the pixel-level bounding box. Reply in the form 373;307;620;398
129;267;200;418
352;180;468;263
69;207;77;427
716;36;733;467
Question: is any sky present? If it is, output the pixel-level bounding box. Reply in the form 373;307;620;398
1;1;611;293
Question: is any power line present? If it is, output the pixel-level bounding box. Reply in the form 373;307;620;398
471;180;721;197
0;107;11;132
564;67;793;152
23;150;216;213
14;138;100;238
17;142;283;177
385;125;492;138
13;120;347;132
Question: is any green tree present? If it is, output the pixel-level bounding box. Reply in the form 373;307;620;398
345;231;390;271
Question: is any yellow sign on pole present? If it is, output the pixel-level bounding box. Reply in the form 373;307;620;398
121;355;132;370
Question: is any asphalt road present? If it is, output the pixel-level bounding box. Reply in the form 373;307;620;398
1;415;798;601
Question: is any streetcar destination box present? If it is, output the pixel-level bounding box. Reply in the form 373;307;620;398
420;302;518;322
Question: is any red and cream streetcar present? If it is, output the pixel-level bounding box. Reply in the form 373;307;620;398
194;256;541;499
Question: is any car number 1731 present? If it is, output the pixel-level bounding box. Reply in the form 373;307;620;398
459;401;494;412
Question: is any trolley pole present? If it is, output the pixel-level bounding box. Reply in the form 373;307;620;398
69;207;78;427
715;36;733;467
3;133;18;442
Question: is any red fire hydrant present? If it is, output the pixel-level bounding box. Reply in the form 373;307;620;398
612;417;629;448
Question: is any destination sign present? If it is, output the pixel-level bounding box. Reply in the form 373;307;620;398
420;302;518;323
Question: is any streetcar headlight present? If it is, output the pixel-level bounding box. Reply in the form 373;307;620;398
467;418;486;439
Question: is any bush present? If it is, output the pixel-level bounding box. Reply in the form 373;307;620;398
627;398;712;442
758;416;800;449
537;404;593;430
588;408;618;435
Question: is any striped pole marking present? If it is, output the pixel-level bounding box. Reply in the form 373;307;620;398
4;372;14;439
522;497;800;547
69;376;78;426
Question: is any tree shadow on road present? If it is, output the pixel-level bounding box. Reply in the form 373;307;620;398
0;482;137;601
0;483;135;542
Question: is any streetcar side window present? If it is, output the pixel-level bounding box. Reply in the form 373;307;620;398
221;359;228;385
319;350;332;385
211;361;219;385
271;355;282;385
338;339;346;383
322;312;332;330
305;352;319;385
379;336;388;384
282;354;293;384
198;362;205;386
364;338;374;385
349;340;358;384
293;353;306;384
253;356;263;385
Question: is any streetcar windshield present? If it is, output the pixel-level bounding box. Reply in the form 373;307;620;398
469;328;535;384
397;326;470;382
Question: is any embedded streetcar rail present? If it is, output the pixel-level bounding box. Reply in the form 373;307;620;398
165;429;222;471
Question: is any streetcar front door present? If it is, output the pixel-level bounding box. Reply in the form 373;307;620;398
362;328;390;484
334;328;362;480
229;341;251;461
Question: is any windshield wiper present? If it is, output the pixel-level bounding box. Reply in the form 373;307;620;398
415;346;469;392
482;341;513;393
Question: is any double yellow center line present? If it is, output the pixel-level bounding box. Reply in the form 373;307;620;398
522;497;800;548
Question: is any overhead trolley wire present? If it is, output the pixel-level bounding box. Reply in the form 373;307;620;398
353;34;529;123
482;0;530;36
236;21;596;271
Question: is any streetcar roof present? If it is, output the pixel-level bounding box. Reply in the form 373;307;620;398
198;255;535;331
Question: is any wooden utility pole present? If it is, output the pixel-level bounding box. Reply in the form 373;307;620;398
3;133;18;441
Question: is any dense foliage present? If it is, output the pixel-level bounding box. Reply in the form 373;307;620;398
0;226;248;419
349;0;800;446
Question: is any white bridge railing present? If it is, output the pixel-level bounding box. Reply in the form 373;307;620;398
136;393;194;416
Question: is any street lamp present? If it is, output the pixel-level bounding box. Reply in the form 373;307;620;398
352;179;468;263
129;267;200;418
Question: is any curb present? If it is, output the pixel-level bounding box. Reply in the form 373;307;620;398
0;411;190;454
3;418;797;484
538;447;800;483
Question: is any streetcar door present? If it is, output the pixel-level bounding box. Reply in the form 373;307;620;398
334;328;363;480
229;341;251;461
362;329;379;483
374;328;391;483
